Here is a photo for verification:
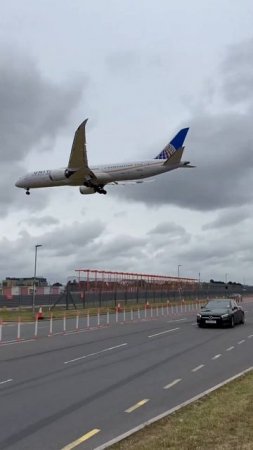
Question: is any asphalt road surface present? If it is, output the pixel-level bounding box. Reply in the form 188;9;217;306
0;300;252;450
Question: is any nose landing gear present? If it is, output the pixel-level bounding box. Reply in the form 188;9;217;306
26;189;30;195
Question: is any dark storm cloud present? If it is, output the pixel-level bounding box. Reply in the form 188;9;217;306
0;46;86;214
110;38;253;212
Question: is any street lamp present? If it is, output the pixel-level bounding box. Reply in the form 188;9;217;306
32;244;42;312
177;264;182;278
225;273;228;284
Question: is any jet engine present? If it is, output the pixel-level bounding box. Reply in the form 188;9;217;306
49;169;77;181
79;186;96;195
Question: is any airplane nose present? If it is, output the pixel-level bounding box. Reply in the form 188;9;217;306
15;179;23;188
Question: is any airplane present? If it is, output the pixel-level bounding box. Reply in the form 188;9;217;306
15;119;194;196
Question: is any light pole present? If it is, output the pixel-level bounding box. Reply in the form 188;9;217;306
177;264;182;278
225;273;228;284
32;244;42;312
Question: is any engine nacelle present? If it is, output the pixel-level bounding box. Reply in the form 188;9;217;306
79;186;96;195
49;168;77;182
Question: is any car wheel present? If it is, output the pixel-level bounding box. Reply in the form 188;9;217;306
240;314;245;325
230;316;235;328
198;323;203;328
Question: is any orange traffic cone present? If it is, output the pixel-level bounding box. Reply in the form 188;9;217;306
115;303;122;312
36;306;44;320
145;301;151;309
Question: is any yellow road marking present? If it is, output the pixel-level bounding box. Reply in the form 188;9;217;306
125;399;149;413
61;429;100;450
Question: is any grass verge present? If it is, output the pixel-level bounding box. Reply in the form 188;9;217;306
0;300;203;322
110;370;253;450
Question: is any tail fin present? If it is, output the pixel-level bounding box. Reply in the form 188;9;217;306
68;119;88;169
163;147;184;165
154;128;189;160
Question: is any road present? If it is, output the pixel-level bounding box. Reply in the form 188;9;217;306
0;300;252;450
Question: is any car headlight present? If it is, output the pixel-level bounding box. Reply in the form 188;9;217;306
221;313;229;318
197;313;201;318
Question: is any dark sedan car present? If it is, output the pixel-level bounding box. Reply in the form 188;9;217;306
197;298;245;328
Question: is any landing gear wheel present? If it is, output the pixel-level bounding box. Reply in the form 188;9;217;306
26;189;30;195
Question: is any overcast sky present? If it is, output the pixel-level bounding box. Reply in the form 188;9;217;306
1;0;253;285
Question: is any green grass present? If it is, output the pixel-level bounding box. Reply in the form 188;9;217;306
110;371;253;450
0;300;204;322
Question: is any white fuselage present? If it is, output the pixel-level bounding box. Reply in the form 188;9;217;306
16;159;184;190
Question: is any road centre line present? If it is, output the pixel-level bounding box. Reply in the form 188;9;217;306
212;354;222;360
226;346;234;351
94;367;253;450
163;378;182;390
192;364;204;372
148;327;179;338
64;343;128;364
61;428;100;450
0;379;13;385
125;399;149;413
238;339;245;345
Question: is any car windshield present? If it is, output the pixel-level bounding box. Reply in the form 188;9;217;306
205;300;230;309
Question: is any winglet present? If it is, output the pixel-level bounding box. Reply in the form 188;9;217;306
68;119;88;169
155;127;189;159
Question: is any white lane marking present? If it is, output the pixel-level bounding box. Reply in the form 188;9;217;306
163;378;182;390
148;328;179;338
248;335;253;339
192;364;204;372
94;367;253;450
64;343;128;364
212;354;222;360
167;318;186;323
0;339;35;346
0;378;13;385
125;399;149;413
226;346;234;351
238;340;245;345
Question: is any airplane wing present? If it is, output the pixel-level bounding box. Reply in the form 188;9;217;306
68;119;89;169
68;119;99;183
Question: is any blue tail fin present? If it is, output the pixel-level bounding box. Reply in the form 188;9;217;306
155;128;189;159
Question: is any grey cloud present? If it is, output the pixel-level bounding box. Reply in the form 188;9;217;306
202;207;250;230
105;50;141;74
0;46;87;215
0;220;106;281
221;38;253;104
148;222;186;236
19;215;60;227
110;37;253;212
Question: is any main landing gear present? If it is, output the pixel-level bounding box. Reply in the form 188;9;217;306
96;186;107;195
84;181;107;195
25;188;30;195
